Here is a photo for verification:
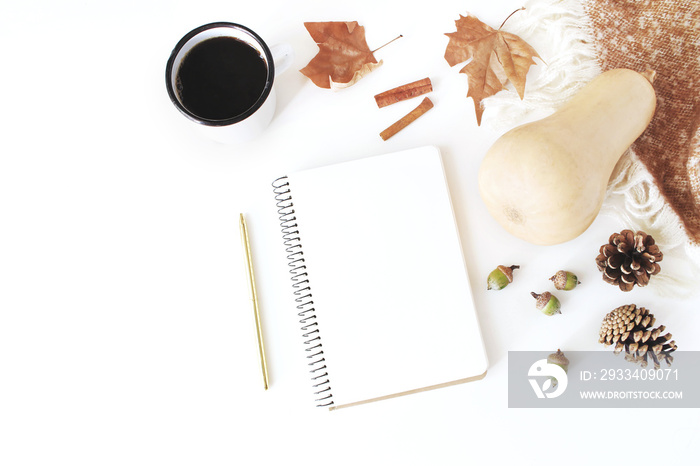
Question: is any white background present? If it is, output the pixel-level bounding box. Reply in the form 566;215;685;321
1;0;698;464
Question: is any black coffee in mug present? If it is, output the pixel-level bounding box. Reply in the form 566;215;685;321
166;22;293;143
175;36;268;120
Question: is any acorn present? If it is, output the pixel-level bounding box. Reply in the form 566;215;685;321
547;349;569;387
549;270;580;290
531;291;561;315
547;349;569;372
487;265;520;290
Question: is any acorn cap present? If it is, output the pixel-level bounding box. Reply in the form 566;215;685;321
498;265;518;282
531;291;561;315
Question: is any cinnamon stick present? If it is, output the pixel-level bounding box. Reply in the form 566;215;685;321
374;77;433;108
379;97;434;141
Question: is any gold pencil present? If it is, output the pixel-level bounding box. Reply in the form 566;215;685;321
239;213;269;390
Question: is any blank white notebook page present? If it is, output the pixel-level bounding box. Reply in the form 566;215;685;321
285;146;487;408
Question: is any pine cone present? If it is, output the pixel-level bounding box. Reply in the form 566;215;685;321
595;230;663;291
599;304;677;369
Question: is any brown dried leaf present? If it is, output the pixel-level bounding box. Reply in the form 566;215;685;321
300;21;382;89
444;12;540;125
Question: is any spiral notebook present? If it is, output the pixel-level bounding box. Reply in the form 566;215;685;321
272;146;488;410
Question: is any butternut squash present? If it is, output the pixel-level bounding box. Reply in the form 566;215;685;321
478;68;656;245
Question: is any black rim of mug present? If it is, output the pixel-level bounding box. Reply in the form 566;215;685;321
165;22;275;127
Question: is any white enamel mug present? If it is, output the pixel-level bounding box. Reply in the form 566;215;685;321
166;22;293;144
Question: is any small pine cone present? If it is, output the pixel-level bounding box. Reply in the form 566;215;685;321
595;230;663;291
598;304;677;369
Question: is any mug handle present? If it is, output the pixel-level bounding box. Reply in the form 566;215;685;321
270;43;294;75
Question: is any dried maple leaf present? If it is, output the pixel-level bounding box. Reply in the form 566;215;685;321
444;10;540;125
300;21;383;90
